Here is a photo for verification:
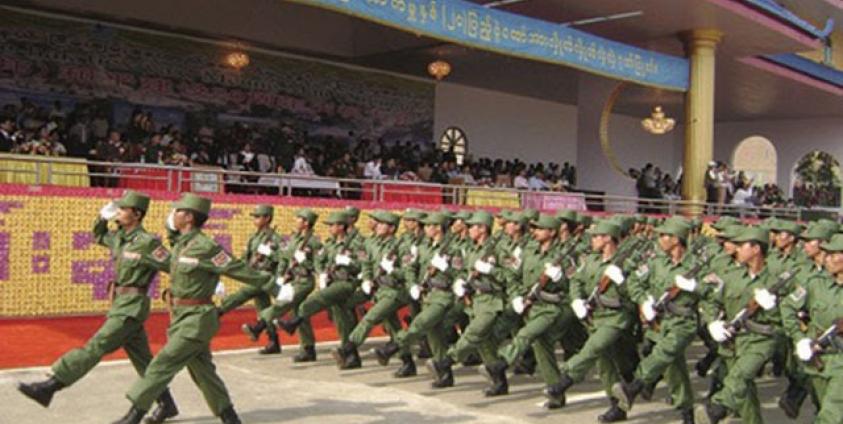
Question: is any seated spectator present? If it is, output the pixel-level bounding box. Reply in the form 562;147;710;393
364;158;383;179
291;148;315;176
513;169;529;190
528;171;549;191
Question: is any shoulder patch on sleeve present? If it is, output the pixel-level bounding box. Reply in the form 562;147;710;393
212;250;232;267
789;285;806;302
151;246;170;262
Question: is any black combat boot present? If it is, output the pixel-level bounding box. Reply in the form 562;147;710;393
778;378;808;419
219;406;242;424
241;320;267;342
543;382;567;409
513;348;536;375
417;338;432;359
374;342;400;366
332;342;354;369
17;376;65;407
693;401;728;424
258;329;281;355
679;407;695;424
144;389;179;423
394;353;417;378
111;406;147;424
611;379;645;412
695;351;717;377
462;352;482;366
275;316;303;335
480;361;509;397
427;357;454;388
293;345;317;363
597;398;627;423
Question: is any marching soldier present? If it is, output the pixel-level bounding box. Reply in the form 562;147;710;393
112;193;274;424
276;211;362;368
695;227;795;424
218;204;284;354
241;209;321;362
552;220;641;423
612;220;702;423
18;190;179;424
781;233;843;424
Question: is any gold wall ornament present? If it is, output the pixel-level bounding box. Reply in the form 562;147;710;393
225;51;250;69
641;106;675;135
427;60;452;80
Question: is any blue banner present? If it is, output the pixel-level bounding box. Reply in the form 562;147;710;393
292;0;690;91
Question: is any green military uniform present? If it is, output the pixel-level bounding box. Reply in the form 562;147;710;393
123;193;272;423
336;211;411;367
781;234;843;424
257;209;321;358
696;227;795;424
498;215;582;408
613;221;702;421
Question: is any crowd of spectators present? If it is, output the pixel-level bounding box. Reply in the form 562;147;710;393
0;98;577;193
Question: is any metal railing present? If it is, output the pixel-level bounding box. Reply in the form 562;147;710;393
0;153;828;220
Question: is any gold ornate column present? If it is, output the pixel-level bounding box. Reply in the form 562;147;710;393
680;29;723;216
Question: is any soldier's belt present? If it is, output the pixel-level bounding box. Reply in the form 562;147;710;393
172;297;214;307
665;302;695;318
427;276;451;290
744;320;774;336
595;293;622;309
377;275;400;288
469;279;499;294
292;267;311;278
536;290;563;304
332;269;350;281
114;286;146;296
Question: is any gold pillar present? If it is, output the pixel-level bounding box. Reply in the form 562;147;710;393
680;29;723;216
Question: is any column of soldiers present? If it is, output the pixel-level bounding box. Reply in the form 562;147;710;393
16;191;843;424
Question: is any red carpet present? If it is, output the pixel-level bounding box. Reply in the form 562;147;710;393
0;309;389;369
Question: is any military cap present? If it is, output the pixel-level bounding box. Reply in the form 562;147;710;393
114;190;150;212
820;233;843;252
522;208;540;222
769;219;804;235
250;204;274;217
556;209;578;224
402;208;426;221
712;216;740;231
816;218;840;233
646;217;659;226
718;224;743;240
370;210;400;226
654;220;690;242
323;211;348;225
295;208;318;225
453;211;472;221
466;210;493;227
577;214;593;227
421;212;449;226
172;193;211;216
344;206;360;219
531;214;561;230
801;222;836;241
730;227;769;248
587;220;621;239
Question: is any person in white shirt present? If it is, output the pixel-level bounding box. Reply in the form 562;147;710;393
364;158;383;179
513;169;529;190
291;149;315;176
528;171;550;191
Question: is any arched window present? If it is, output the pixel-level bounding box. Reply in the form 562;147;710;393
439;127;467;165
732;136;777;185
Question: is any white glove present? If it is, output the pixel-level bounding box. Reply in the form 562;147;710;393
510;255;522;270
275;276;287;287
431;253;449;272
512;296;527;315
640;295;657;322
166;209;176;231
571;298;589;320
214;281;226;298
753;288;777;311
513;246;522;260
544;263;563;282
100;201;118;220
604;264;625;285
474;259;493;274
293;249;307;264
379;257;395;275
276;282;295;304
257;243;273;257
795;338;814;362
410;244;419;259
708;320;732;343
409;284;422;301
452;278;467;298
335;253;351;266
318;272;329;290
362;279;374;295
674;275;697;292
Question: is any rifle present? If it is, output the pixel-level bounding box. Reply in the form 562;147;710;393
646;244;714;329
414;233;454;299
280;230;314;282
584;237;647;315
723;270;796;337
517;240;579;315
809;319;843;370
458;237;498;306
365;238;401;296
321;236;353;289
